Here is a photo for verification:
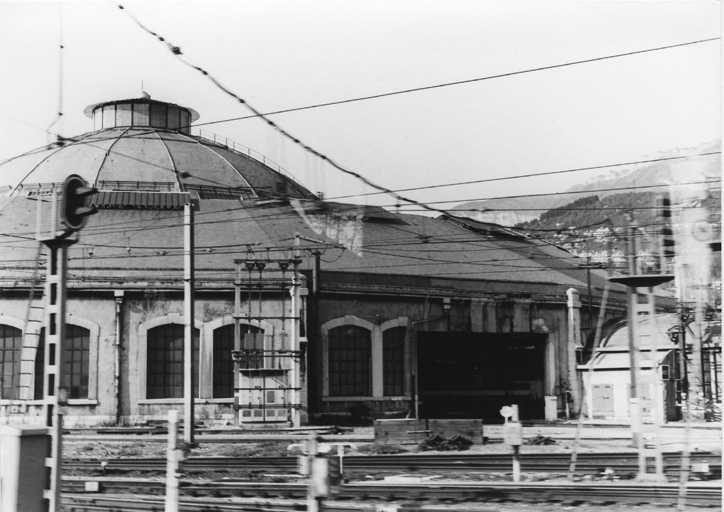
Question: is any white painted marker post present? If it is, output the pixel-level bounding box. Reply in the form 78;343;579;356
165;410;180;512
501;404;523;483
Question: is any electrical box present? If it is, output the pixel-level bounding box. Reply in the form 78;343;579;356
0;425;50;512
297;454;309;475
659;364;671;381
311;457;331;496
503;421;523;446
310;456;342;496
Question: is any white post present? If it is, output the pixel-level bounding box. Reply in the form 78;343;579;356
306;434;320;512
183;199;195;444
165;410;179;512
566;289;582;417
511;404;521;483
502;404;523;484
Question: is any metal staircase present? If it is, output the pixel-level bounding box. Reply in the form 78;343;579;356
17;243;47;401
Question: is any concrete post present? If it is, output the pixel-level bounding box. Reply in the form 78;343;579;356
566;289;582;416
165;410;180;512
183;199;195;444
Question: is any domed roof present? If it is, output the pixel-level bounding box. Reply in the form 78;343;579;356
0;97;316;202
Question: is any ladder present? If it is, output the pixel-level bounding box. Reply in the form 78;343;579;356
632;288;666;482
17;243;47;401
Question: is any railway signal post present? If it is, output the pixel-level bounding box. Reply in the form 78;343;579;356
40;175;97;512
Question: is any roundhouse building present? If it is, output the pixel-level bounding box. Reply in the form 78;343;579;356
0;96;623;426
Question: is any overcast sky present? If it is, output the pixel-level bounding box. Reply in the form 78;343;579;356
0;0;720;211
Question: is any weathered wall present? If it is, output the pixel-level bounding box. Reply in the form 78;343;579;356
0;291;119;426
0;283;592;425
122;290;298;424
310;293;574;421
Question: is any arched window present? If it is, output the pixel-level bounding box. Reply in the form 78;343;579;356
212;324;260;398
0;325;22;399
147;324;200;399
64;324;91;399
33;325;91;400
328;325;371;397
383;326;405;396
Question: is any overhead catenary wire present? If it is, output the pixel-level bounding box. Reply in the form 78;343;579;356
327;151;721;202
387;178;720;209
3;106;718;225
113;2;720;220
184;40;721;131
1;5;717;272
0;170;715;246
0;203;680;261
0;5;717;220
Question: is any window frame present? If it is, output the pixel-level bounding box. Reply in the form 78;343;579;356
328;324;372;397
33;322;97;402
382;326;406;396
321;316;408;400
212;323;262;399
138;314;205;404
146;323;200;400
0;324;23;400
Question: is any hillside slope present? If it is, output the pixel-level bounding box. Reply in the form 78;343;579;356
453;140;720;226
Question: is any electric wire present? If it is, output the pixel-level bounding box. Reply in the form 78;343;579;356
1;170;715;244
1;7;718;271
388;179;720;209
184;40;721;131
114;2;721;220
328;152;721;201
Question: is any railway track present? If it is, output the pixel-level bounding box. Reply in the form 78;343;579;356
64;452;722;478
61;478;723;509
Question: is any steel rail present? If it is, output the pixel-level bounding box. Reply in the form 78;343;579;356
62;494;302;511
61;478;722;508
64;452;721;477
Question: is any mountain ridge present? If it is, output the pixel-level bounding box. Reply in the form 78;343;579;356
453;140;721;227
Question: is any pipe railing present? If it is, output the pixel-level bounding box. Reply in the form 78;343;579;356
195;129;302;186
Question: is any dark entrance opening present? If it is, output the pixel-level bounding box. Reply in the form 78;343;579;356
417;332;547;422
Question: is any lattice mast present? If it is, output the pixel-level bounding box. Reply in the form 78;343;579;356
232;235;303;426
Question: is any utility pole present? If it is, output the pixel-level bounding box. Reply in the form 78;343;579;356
183;195;195;444
579;257;605;332
290;233;303;428
625;218;641;444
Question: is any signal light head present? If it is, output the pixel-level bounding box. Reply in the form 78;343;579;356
61;174;97;232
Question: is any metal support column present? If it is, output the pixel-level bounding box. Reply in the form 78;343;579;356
40;237;75;512
290;233;302;427
183;199;195;444
233;263;242;425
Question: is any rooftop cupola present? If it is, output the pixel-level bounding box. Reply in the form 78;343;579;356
83;94;200;134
